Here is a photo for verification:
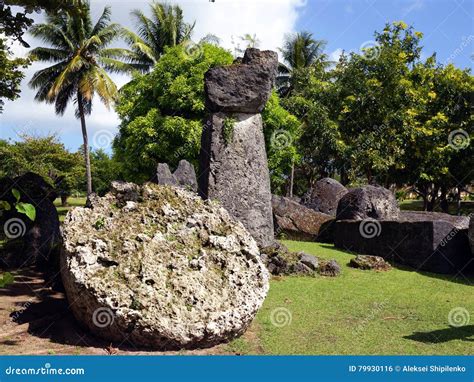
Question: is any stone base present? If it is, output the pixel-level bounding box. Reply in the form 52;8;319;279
334;218;472;274
199;112;274;247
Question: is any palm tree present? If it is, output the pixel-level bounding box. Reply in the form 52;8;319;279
121;2;195;72
277;31;329;97
28;3;130;196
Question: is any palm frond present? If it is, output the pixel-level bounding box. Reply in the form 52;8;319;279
28;47;69;63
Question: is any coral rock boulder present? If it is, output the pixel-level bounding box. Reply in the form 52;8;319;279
336;185;399;221
61;183;269;349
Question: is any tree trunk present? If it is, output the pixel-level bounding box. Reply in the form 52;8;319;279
456;187;462;216
78;93;93;196
61;194;69;207
439;186;449;214
289;162;294;198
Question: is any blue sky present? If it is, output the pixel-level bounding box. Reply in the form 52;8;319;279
0;0;472;154
298;0;473;68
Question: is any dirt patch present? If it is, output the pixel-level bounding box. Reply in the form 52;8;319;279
0;268;235;355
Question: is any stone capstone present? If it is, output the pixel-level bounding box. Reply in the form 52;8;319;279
336;185;399;221
60;182;269;349
204;48;278;113
271;194;333;241
199;113;274;247
301;178;348;216
334;212;472;274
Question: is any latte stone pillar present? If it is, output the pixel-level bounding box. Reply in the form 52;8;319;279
199;48;278;248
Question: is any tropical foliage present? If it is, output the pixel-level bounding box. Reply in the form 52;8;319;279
120;1;195;72
28;2;129;195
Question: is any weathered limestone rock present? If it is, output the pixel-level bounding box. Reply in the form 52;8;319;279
301;178;348;216
61;183;269;349
200;49;278;247
271;194;333;241
156;160;198;192
336;185;399;221
199;113;274;247
318;259;342;277
204;48;278;113
156;163;178;187
0;173;60;284
349;255;392;271
173;160;198;192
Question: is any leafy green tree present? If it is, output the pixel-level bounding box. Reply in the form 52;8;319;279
90;149;121;196
262;92;301;194
397;59;474;211
277;31;329;97
0;1;32;112
0;135;83;203
28;2;130;196
113;43;233;183
120;2;195;72
0;39;30;113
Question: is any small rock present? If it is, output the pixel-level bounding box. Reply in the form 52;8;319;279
318;259;341;277
110;181;139;202
292;262;313;275
349;255;392;271
299;252;319;270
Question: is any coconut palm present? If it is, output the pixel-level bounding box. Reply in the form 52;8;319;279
277;31;329;96
28;3;131;195
121;2;195;72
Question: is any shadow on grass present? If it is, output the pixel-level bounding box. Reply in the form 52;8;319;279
317;244;474;287
404;325;474;343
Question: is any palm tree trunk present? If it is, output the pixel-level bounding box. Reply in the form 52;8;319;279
78;93;93;196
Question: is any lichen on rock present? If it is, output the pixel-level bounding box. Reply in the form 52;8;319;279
61;182;269;349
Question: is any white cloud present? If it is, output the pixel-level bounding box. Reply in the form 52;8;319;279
401;0;424;16
329;48;344;63
0;0;306;151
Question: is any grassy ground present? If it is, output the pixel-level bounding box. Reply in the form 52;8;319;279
54;197;86;222
228;241;473;355
399;200;474;216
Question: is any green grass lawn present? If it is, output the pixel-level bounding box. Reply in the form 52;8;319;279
54;196;87;222
228;241;473;355
399;199;474;216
